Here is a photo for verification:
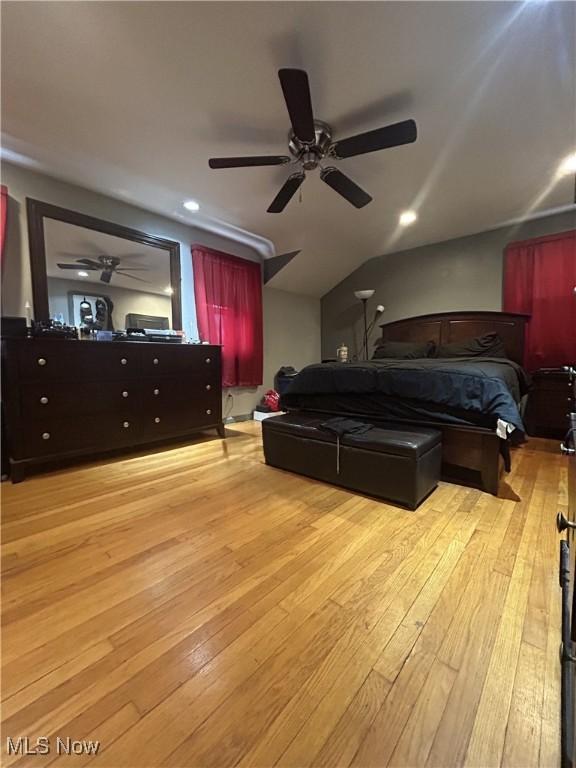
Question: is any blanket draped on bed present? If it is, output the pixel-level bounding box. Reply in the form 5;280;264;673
281;358;529;439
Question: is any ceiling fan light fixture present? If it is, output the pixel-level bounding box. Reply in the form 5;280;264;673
208;69;417;213
183;200;200;212
399;210;417;226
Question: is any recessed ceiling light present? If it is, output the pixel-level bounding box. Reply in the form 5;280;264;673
399;210;417;226
183;200;200;212
558;152;576;177
77;271;89;277
164;286;174;294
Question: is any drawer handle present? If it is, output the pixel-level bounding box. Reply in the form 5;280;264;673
153;358;159;365
40;396;49;405
205;384;211;391
121;358;128;365
206;409;212;415
205;357;211;364
42;432;50;440
123;421;130;428
38;358;47;366
122;391;129;398
154;417;161;424
153;388;160;396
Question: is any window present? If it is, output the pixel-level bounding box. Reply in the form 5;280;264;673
503;230;576;370
192;246;263;387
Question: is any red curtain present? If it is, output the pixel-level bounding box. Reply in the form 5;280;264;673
192;246;263;387
503;230;576;370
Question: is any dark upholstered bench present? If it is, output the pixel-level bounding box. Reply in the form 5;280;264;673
262;413;442;510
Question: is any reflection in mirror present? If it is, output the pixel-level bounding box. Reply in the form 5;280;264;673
44;219;174;332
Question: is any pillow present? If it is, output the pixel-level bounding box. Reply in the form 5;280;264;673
436;332;508;359
372;339;436;360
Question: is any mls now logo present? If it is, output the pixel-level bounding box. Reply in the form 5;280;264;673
6;737;100;756
6;737;50;756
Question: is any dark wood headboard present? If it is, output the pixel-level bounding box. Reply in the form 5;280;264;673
378;311;530;365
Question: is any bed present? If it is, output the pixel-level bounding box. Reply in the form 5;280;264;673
282;311;530;495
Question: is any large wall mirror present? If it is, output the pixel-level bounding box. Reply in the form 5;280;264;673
26;199;182;331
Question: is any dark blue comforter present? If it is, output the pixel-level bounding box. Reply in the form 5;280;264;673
282;357;529;437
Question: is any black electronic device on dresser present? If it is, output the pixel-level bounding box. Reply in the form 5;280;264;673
1;339;224;482
525;367;575;439
558;411;576;768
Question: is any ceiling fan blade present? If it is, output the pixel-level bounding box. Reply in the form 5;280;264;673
77;258;104;269
209;156;290;169
320;167;372;208
278;69;316;144
267;172;305;213
331;119;417;159
57;263;98;270
100;270;112;284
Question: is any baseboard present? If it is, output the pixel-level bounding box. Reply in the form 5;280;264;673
224;413;253;424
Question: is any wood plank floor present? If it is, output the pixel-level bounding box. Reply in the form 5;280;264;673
1;422;565;767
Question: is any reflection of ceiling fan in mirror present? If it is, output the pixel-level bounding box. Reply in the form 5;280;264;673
56;254;151;284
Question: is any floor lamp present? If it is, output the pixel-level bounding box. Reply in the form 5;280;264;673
354;289;375;360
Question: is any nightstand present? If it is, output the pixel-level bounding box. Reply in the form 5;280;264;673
524;368;575;439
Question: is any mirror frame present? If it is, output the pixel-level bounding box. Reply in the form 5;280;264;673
26;198;182;330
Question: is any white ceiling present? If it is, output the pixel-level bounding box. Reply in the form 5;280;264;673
44;219;172;295
2;1;575;297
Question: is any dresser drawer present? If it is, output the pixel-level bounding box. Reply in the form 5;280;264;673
144;384;220;431
18;342;141;381
140;376;219;409
20;413;140;458
525;371;574;437
21;380;142;418
140;403;218;440
140;345;219;377
2;338;224;480
527;392;573;430
532;373;572;392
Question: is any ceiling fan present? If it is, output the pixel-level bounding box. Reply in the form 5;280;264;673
208;68;417;213
56;254;151;285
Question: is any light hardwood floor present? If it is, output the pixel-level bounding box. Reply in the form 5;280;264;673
1;422;565;767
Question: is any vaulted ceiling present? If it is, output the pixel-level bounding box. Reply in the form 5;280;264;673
2;1;575;297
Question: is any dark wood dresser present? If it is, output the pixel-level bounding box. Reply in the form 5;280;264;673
525;368;575;439
1;338;223;482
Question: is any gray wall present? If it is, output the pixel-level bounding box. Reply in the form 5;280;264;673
0;162;260;342
1;162;321;416
228;287;322;418
321;210;575;359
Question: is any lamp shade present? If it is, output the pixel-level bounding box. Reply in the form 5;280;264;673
354;289;375;300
